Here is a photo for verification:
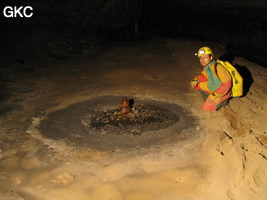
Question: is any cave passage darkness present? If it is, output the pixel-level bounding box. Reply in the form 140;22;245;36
0;0;267;67
0;2;267;200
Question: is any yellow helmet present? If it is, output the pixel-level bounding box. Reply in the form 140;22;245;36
195;47;213;58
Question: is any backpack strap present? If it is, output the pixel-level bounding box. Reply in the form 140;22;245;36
214;61;219;78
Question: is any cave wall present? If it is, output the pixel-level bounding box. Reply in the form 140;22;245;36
0;0;145;38
140;0;267;65
0;0;267;65
0;0;146;67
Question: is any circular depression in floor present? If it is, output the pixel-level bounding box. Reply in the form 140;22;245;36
39;96;202;151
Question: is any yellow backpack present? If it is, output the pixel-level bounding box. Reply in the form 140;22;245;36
216;60;243;97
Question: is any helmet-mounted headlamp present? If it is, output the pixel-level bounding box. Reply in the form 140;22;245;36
195;47;213;58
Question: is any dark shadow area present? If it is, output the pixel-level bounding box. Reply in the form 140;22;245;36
0;84;9;110
0;83;15;116
140;1;267;67
234;64;254;97
218;54;235;64
0;66;12;104
1;1;267;67
129;99;135;108
0;84;9;101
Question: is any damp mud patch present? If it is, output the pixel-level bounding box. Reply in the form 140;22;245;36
39;96;202;151
88;104;179;135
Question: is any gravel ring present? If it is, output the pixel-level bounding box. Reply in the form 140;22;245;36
39;96;202;151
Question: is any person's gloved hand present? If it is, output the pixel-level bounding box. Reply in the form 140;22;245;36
191;80;198;89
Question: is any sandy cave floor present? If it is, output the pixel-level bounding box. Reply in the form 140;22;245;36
0;38;267;200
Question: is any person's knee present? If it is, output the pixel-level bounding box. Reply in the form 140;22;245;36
202;102;216;111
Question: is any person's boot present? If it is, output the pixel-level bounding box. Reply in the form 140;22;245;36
216;100;229;111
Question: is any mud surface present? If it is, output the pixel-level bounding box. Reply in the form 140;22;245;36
0;37;267;200
38;96;200;151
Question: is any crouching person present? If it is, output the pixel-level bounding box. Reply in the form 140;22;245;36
191;47;232;111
